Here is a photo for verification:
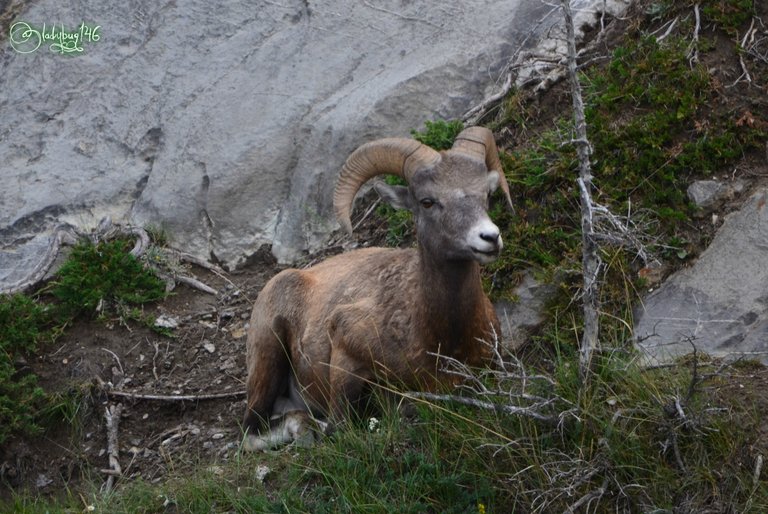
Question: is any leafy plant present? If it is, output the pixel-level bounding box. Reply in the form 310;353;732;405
52;238;166;316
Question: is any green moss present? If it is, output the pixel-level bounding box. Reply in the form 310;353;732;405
699;0;756;35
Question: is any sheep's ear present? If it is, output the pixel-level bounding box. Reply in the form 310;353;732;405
374;182;413;211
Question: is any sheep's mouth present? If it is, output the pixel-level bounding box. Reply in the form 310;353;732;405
471;247;500;258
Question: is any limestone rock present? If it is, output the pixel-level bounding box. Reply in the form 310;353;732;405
0;0;630;288
634;187;768;364
687;179;747;212
495;271;557;350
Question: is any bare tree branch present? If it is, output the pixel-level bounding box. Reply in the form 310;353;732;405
101;403;123;494
104;389;246;402
404;391;557;423
561;0;600;382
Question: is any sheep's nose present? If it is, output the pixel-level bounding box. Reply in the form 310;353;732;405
479;229;500;244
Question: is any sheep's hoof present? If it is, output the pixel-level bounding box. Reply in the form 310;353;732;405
242;411;323;452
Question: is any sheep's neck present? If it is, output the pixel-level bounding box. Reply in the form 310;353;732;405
416;250;485;357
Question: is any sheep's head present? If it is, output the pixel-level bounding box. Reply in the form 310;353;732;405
334;127;513;264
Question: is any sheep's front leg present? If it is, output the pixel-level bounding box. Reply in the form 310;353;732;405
327;348;372;423
324;300;378;423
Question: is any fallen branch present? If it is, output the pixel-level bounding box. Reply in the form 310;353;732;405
687;3;700;66
153;268;218;295
405;391;557;423
653;16;678;42
177;251;226;274
102;403;123;494
174;274;218;295
176;250;242;294
127;227;151;258
564;476;609;513
105;389;246;402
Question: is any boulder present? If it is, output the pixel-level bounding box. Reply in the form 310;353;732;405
634;187;768;364
495;271;557;350
687;179;746;212
0;0;630;292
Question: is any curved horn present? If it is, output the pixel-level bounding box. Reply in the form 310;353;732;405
334;138;440;234
451;127;513;209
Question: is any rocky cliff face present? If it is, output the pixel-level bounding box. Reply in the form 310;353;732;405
0;0;628;288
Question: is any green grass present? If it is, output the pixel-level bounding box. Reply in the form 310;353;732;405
410;119;464;151
0;294;60;444
6;349;764;513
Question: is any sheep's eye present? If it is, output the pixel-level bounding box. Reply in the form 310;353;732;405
420;198;435;209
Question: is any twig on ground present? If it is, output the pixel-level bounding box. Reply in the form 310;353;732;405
653;16;678;42
153;268;218;295
564;477;609;513
412;336;565;424
101;348;124;377
687;3;700;66
104;389;246;402
152;341;160;382
176;250;242;294
127;227;151;258
101;403;123;494
177;252;226;274
174;274;218;295
561;0;601;382
404;391;557;423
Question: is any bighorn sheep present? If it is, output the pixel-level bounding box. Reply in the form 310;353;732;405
243;126;513;450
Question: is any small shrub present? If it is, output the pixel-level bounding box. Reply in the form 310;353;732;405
52;239;166;316
0;294;56;443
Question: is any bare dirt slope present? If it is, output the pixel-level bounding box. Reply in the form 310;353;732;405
0;255;279;494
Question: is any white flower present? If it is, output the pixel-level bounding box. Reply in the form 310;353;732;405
368;417;380;433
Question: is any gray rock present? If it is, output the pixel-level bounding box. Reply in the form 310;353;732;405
495;271;557;350
687;179;747;211
634;187;768;364
0;0;630;284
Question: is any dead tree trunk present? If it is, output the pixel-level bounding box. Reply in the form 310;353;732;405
560;0;600;382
